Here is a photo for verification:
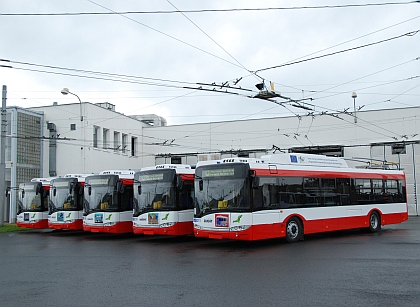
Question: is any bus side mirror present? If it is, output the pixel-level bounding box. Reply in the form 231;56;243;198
176;176;184;190
69;182;74;194
252;177;260;189
88;186;92;196
35;184;40;195
22;190;25;199
53;188;57;197
5;187;10;197
137;184;141;195
199;180;203;191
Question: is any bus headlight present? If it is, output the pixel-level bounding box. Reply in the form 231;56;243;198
229;225;250;231
103;222;117;227
194;224;201;230
65;219;77;223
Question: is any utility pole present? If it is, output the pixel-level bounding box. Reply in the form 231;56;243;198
0;85;7;226
352;92;357;123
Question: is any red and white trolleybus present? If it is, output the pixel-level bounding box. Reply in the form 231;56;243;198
193;153;408;242
83;170;135;233
48;174;87;230
16;177;53;229
132;164;195;236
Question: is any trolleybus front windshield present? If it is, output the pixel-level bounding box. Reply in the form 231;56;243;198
134;170;176;216
195;164;251;217
50;179;78;213
84;176;118;214
18;183;42;213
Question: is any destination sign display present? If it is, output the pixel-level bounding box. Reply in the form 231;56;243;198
203;168;235;178
20;184;36;191
52;181;70;188
88;178;109;185
140;173;164;182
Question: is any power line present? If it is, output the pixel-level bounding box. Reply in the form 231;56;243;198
86;0;244;70
254;30;420;73
0;58;196;87
1;2;419;16
166;0;256;79
311;57;420;100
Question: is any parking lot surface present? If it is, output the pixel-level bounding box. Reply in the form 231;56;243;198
1;217;420;307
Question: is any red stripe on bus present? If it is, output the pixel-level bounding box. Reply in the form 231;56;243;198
253;169;405;180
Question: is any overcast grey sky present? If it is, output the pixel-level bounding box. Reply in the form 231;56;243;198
1;0;419;125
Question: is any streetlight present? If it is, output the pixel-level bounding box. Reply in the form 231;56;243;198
352;92;357;123
61;88;83;122
61;88;85;172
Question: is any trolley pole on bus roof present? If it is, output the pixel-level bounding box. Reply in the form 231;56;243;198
0;85;7;226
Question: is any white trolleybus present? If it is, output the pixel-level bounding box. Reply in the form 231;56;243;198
193;153;408;242
83;170;135;233
48;174;87;230
16;177;54;229
132;164;195;236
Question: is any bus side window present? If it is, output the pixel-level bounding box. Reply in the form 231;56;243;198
179;186;194;209
262;184;270;207
252;185;263;210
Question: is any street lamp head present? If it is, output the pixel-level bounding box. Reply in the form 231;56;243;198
61;88;70;95
351;92;357;99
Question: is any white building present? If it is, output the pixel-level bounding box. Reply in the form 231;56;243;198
3;102;419;222
28;102;159;176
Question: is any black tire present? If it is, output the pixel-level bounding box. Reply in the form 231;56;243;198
286;217;302;243
369;211;381;233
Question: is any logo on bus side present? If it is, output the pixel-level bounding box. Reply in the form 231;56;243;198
215;214;229;227
148;213;159;225
57;212;64;222
94;213;103;223
290;155;306;163
233;215;242;223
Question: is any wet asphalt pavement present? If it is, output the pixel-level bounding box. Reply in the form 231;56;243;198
1;218;420;307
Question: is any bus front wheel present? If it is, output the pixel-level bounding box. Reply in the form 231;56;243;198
286;217;302;243
369;211;381;233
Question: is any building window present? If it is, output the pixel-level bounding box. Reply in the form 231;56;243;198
171;156;181;164
103;128;109;149
131;136;137;157
122;134;128;154
114;131;120;152
93;126;99;148
70;124;76;131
